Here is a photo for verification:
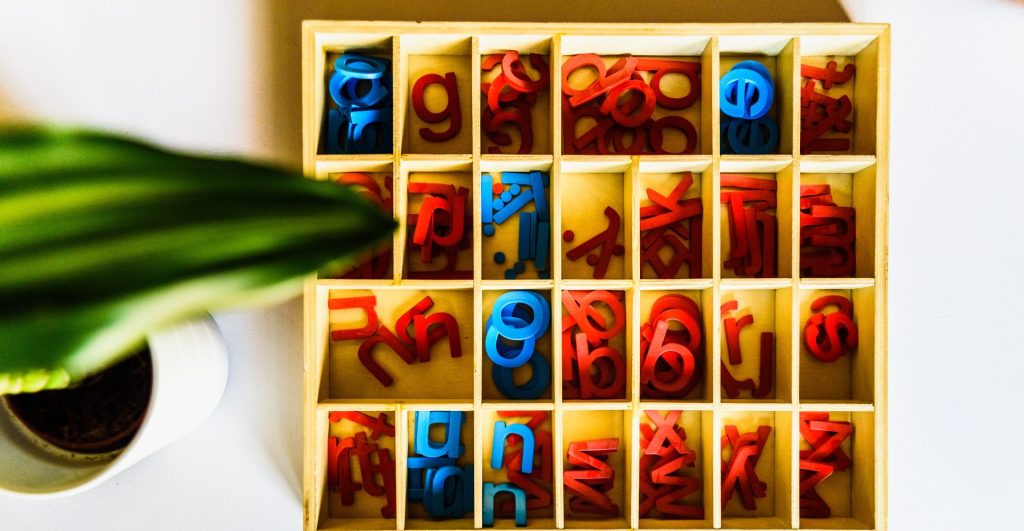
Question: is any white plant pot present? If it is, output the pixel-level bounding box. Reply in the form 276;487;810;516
0;316;228;497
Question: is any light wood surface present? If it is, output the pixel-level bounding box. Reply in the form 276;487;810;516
303;21;888;531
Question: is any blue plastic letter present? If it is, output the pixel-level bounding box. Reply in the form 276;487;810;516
490;421;535;473
483;482;527;527
414;411;465;458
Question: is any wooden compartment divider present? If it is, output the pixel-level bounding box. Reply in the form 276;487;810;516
304;21;889;531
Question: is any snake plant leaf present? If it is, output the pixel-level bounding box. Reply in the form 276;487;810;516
0;126;397;394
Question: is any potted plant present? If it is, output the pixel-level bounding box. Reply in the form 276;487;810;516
0;317;230;496
0;127;396;495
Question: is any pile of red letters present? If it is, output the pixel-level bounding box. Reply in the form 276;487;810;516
333;172;393;279
721;174;777;278
639;411;703;519
799;413;853;518
639;173;703;279
721;424;772;511
562;53;701;154
640;294;704;399
327;411;397;518
800;61;856;153
407;181;473;279
562;290;627;399
800;184;855;277
721;301;774;399
482;51;549;154
328;295;461;387
564;438;621;517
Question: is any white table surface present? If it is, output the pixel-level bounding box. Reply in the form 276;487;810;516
1;1;1022;529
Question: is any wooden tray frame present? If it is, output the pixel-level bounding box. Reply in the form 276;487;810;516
302;20;889;531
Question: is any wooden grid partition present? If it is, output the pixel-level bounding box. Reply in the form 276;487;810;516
302;21;889;531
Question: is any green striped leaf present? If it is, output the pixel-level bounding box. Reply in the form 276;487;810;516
0;126;397;394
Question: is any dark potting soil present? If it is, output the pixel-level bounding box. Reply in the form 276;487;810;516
4;348;152;454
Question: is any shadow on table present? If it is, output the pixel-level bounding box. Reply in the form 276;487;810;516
213;297;306;504
0;89;26;125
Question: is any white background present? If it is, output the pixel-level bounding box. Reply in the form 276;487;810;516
2;0;1023;529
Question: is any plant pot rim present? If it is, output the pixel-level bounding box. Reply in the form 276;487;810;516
0;361;164;498
0;315;228;499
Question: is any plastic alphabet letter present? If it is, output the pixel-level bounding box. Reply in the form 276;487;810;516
413;72;463;142
414;411;465;459
483;482;528;527
491;422;536;473
329;295;381;341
